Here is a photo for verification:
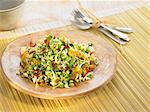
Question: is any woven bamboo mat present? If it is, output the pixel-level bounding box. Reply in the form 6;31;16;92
0;5;150;112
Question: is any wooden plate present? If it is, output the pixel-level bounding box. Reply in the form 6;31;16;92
1;29;117;99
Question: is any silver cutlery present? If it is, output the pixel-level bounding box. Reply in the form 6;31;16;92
71;19;126;45
71;9;133;44
100;28;126;45
109;26;133;33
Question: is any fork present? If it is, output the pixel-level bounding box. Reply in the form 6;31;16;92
72;9;131;42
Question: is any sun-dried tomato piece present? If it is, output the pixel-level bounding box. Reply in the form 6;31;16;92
29;41;36;47
64;45;70;49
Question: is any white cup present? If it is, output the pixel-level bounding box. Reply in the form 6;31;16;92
0;0;25;31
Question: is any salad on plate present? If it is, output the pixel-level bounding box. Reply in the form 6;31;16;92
18;34;99;88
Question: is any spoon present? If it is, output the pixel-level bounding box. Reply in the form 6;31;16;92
72;9;130;41
71;20;126;45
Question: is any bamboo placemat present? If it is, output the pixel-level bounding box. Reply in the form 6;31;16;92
0;5;150;112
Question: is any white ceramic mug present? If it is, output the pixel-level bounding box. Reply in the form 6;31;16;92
0;0;25;31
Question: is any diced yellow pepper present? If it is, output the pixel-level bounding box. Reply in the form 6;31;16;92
71;66;83;78
68;49;81;57
21;51;28;62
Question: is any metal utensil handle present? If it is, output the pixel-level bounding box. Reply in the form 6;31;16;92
113;27;133;33
99;28;126;45
100;24;129;41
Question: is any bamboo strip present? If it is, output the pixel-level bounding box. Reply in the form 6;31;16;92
0;5;149;112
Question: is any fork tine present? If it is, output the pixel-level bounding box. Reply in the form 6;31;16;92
72;11;80;19
73;9;84;18
72;10;80;18
72;10;76;17
75;9;84;18
74;10;82;18
76;9;84;17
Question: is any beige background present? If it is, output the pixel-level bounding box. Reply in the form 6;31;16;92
0;0;149;38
